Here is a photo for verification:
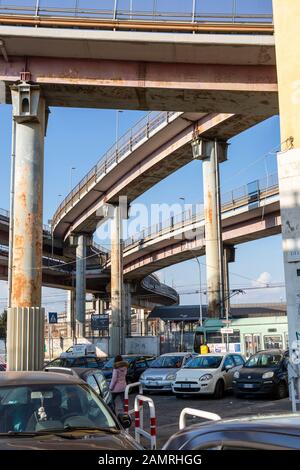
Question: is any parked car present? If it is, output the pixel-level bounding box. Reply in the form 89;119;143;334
44;367;115;412
233;349;289;399
140;352;193;393
102;355;156;384
172;353;245;398
44;355;107;370
0;371;142;450
163;413;300;450
60;343;98;358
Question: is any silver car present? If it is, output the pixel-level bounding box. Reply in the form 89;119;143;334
140;352;193;392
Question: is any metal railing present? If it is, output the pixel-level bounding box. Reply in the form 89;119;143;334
123;173;279;249
0;2;273;26
141;274;179;303
53;111;180;228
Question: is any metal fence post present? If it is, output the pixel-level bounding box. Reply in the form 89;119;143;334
35;0;40;16
113;0;118;20
192;0;196;22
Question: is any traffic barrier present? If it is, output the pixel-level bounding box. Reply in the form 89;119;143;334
124;382;144;433
134;394;157;450
179;408;221;430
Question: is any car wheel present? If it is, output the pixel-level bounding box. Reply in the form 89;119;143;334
213;380;224;399
274;381;288;400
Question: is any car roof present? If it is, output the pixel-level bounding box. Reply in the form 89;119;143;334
160;352;192;357
0;371;84;386
193;353;227;357
167;413;300;446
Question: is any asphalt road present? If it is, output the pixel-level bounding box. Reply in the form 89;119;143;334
128;392;291;449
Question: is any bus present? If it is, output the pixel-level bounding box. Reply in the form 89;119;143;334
194;316;288;358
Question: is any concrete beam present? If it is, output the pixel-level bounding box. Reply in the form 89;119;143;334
0;57;278;113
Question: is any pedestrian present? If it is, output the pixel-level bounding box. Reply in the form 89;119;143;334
109;355;128;412
200;342;210;354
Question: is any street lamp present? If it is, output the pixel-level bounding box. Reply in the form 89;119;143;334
115;110;124;146
188;251;203;327
70;167;76;192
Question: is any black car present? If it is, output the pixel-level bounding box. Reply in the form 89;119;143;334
0;371;142;450
163;413;300;450
44;367;115;412
233;349;289;399
44;355;106;370
102;355;156;384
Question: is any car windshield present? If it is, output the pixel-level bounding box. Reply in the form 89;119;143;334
150;356;183;368
103;357;135;369
0;383;117;434
184;356;222;369
245;353;282;368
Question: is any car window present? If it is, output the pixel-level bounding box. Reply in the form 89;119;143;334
245;352;282;368
47;358;63;367
86;358;99;368
146;358;156;367
223;356;235;368
233;355;244;366
150;356;183;368
135;360;147;370
72;357;87;367
86;375;100;395
184;356;222;369
94;372;109;395
0;384;117;433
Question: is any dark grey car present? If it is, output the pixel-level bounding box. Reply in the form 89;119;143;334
163;414;300;450
0;371;142;450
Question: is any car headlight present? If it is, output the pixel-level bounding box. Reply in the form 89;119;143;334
200;374;213;381
166;373;176;381
233;371;240;379
140;374;145;380
262;371;274;379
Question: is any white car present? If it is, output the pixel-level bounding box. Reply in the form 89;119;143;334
172;353;245;398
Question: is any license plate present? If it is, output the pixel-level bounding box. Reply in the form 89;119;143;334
243;383;254;388
148;381;159;386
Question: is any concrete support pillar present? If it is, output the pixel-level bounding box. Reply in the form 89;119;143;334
75;234;87;338
110;205;124;356
273;0;300;401
7;82;46;371
124;282;132;338
67;290;75;338
192;139;227;318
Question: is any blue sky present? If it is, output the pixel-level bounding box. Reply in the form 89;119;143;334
0;0;283;312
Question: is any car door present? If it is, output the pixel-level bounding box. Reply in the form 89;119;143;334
222;355;236;389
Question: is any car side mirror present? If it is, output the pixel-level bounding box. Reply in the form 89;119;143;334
118;413;132;429
224;365;232;372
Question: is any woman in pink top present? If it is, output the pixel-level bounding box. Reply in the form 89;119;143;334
109;355;128;411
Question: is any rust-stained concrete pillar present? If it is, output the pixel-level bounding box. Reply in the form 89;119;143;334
7;82;46;370
75;234;87;338
110;205;124;356
273;0;300;403
192;139;227;318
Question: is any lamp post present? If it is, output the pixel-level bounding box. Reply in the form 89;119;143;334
115;110;124;146
188;251;203;327
70;167;76;192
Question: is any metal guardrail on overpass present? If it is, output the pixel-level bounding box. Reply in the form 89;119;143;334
0;1;273;27
53;111;180;228
123;173;279;249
